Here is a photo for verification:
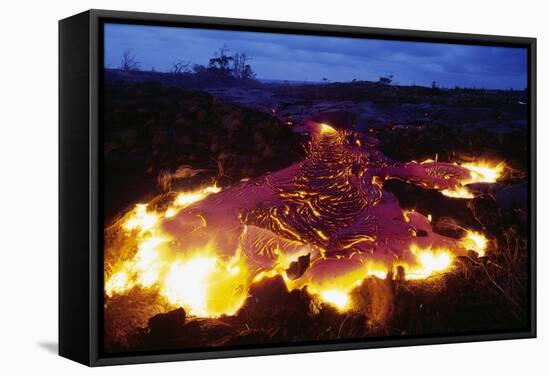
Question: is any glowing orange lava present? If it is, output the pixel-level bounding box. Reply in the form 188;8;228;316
440;161;505;198
105;124;499;317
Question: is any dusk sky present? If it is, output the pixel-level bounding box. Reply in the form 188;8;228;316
104;23;528;89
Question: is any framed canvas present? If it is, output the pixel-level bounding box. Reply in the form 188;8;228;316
59;9;536;366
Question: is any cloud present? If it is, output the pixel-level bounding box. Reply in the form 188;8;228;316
104;23;527;89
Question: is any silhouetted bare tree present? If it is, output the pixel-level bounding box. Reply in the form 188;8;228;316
187;45;257;81
231;52;255;79
120;49;140;71
172;59;191;74
208;45;234;76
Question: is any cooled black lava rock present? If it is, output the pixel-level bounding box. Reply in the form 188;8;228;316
148;307;186;335
238;276;313;337
285;253;311;280
218;329;272;346
434;217;466;239
495;183;527;211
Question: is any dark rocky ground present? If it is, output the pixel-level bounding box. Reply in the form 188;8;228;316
103;74;530;354
103;80;305;221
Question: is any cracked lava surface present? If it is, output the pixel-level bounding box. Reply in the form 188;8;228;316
104;120;499;317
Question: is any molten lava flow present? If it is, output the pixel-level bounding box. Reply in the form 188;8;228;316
132;236;167;287
174;184;221;208
163;257;217;314
319;290;350;311
105;205;168;296
400;245;454;280
303;259;390;311
105;184;253;318
441;186;475;199
161;252;249;317
105;270;131;296
319;122;336;134
462;161;505;183
164;208;177;218
460;230;488;256
105;122;501;321
440;161;505;198
123;204;159;233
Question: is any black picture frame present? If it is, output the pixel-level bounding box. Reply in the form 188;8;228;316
59;8;537;367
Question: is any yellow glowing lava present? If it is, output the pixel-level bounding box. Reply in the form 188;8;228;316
461;230;488;256
402;245;454;280
462;161;505;183
174;184;221;207
315;229;329;241
106;170;491;320
123;204;158;233
164;207;176;218
175;192;207;206
161;252;249;317
105;183;239;317
367;265;389;280
305;260;388;312
132;236;166;287
275;247;312;270
440;161;504;199
162;256;217;316
441;186;475;199
106;239;250;317
105;270;132;296
104;235;167;296
161;184;223;218
320;289;350;310
106;205;169;296
320;123;336;134
203;185;222;194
